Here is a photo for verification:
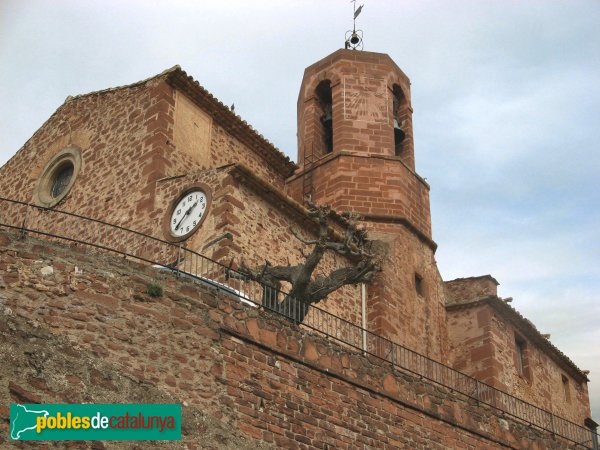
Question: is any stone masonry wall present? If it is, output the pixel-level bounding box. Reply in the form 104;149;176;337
446;304;591;425
447;304;503;386
151;165;363;327
367;223;448;361
0;160;366;336
0;77;174;237
287;153;443;360
0;309;263;450
207;123;286;190
445;276;499;304
490;307;591;425
155;166;446;360
0;75;287;246
0;230;591;449
287;152;432;239
168;89;288;191
213;171;362;326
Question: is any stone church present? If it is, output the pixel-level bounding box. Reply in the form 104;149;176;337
0;48;597;449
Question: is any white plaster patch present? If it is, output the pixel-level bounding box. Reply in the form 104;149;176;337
40;266;54;276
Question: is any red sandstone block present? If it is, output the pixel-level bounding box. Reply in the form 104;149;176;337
164;375;177;387
274;434;300;449
471;343;494;361
238;422;263;440
144;114;170;132
66;312;88;322
0;405;9;419
221;194;246;210
26;376;50;393
122;303;167;321
106;341;123;351
172;317;192;330
143;102;169;120
294;433;312;445
9;382;42;403
65;375;82;385
86;292;119;309
0;233;11;246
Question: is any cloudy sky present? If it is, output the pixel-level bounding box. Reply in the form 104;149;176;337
1;0;599;418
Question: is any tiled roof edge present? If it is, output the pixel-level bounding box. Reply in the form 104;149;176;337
165;68;297;177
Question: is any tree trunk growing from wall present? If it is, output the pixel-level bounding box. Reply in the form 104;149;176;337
229;199;382;322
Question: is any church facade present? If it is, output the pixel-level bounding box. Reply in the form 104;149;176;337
0;49;596;448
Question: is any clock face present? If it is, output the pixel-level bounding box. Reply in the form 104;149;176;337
169;190;208;238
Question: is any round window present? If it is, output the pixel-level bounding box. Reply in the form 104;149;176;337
33;147;82;208
51;163;74;198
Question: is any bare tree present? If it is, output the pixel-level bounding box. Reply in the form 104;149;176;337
229;198;382;322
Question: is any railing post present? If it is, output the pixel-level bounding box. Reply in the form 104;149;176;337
176;242;181;277
361;283;367;352
20;205;31;239
585;418;599;450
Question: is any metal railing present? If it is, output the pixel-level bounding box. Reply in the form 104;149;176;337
0;196;597;449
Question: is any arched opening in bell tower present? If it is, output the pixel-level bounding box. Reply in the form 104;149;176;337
316;80;333;155
392;84;407;158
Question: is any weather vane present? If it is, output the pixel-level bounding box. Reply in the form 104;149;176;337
345;0;364;50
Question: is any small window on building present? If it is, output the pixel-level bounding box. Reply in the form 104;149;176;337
415;273;424;296
515;336;527;377
33;147;82;208
562;375;571;403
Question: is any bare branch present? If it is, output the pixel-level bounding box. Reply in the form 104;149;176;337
322;241;351;255
239;199;382;322
291;227;318;245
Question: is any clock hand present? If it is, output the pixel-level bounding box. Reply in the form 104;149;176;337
174;201;198;231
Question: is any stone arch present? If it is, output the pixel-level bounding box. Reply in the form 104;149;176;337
315;80;333;155
33;146;83;208
392;84;408;158
304;71;342;95
386;76;414;168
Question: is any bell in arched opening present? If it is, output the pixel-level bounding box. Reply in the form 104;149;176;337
392;85;410;159
316;81;333;154
394;118;405;157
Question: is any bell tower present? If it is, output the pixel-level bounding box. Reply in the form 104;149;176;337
291;49;427;238
297;49;415;168
287;49;447;361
